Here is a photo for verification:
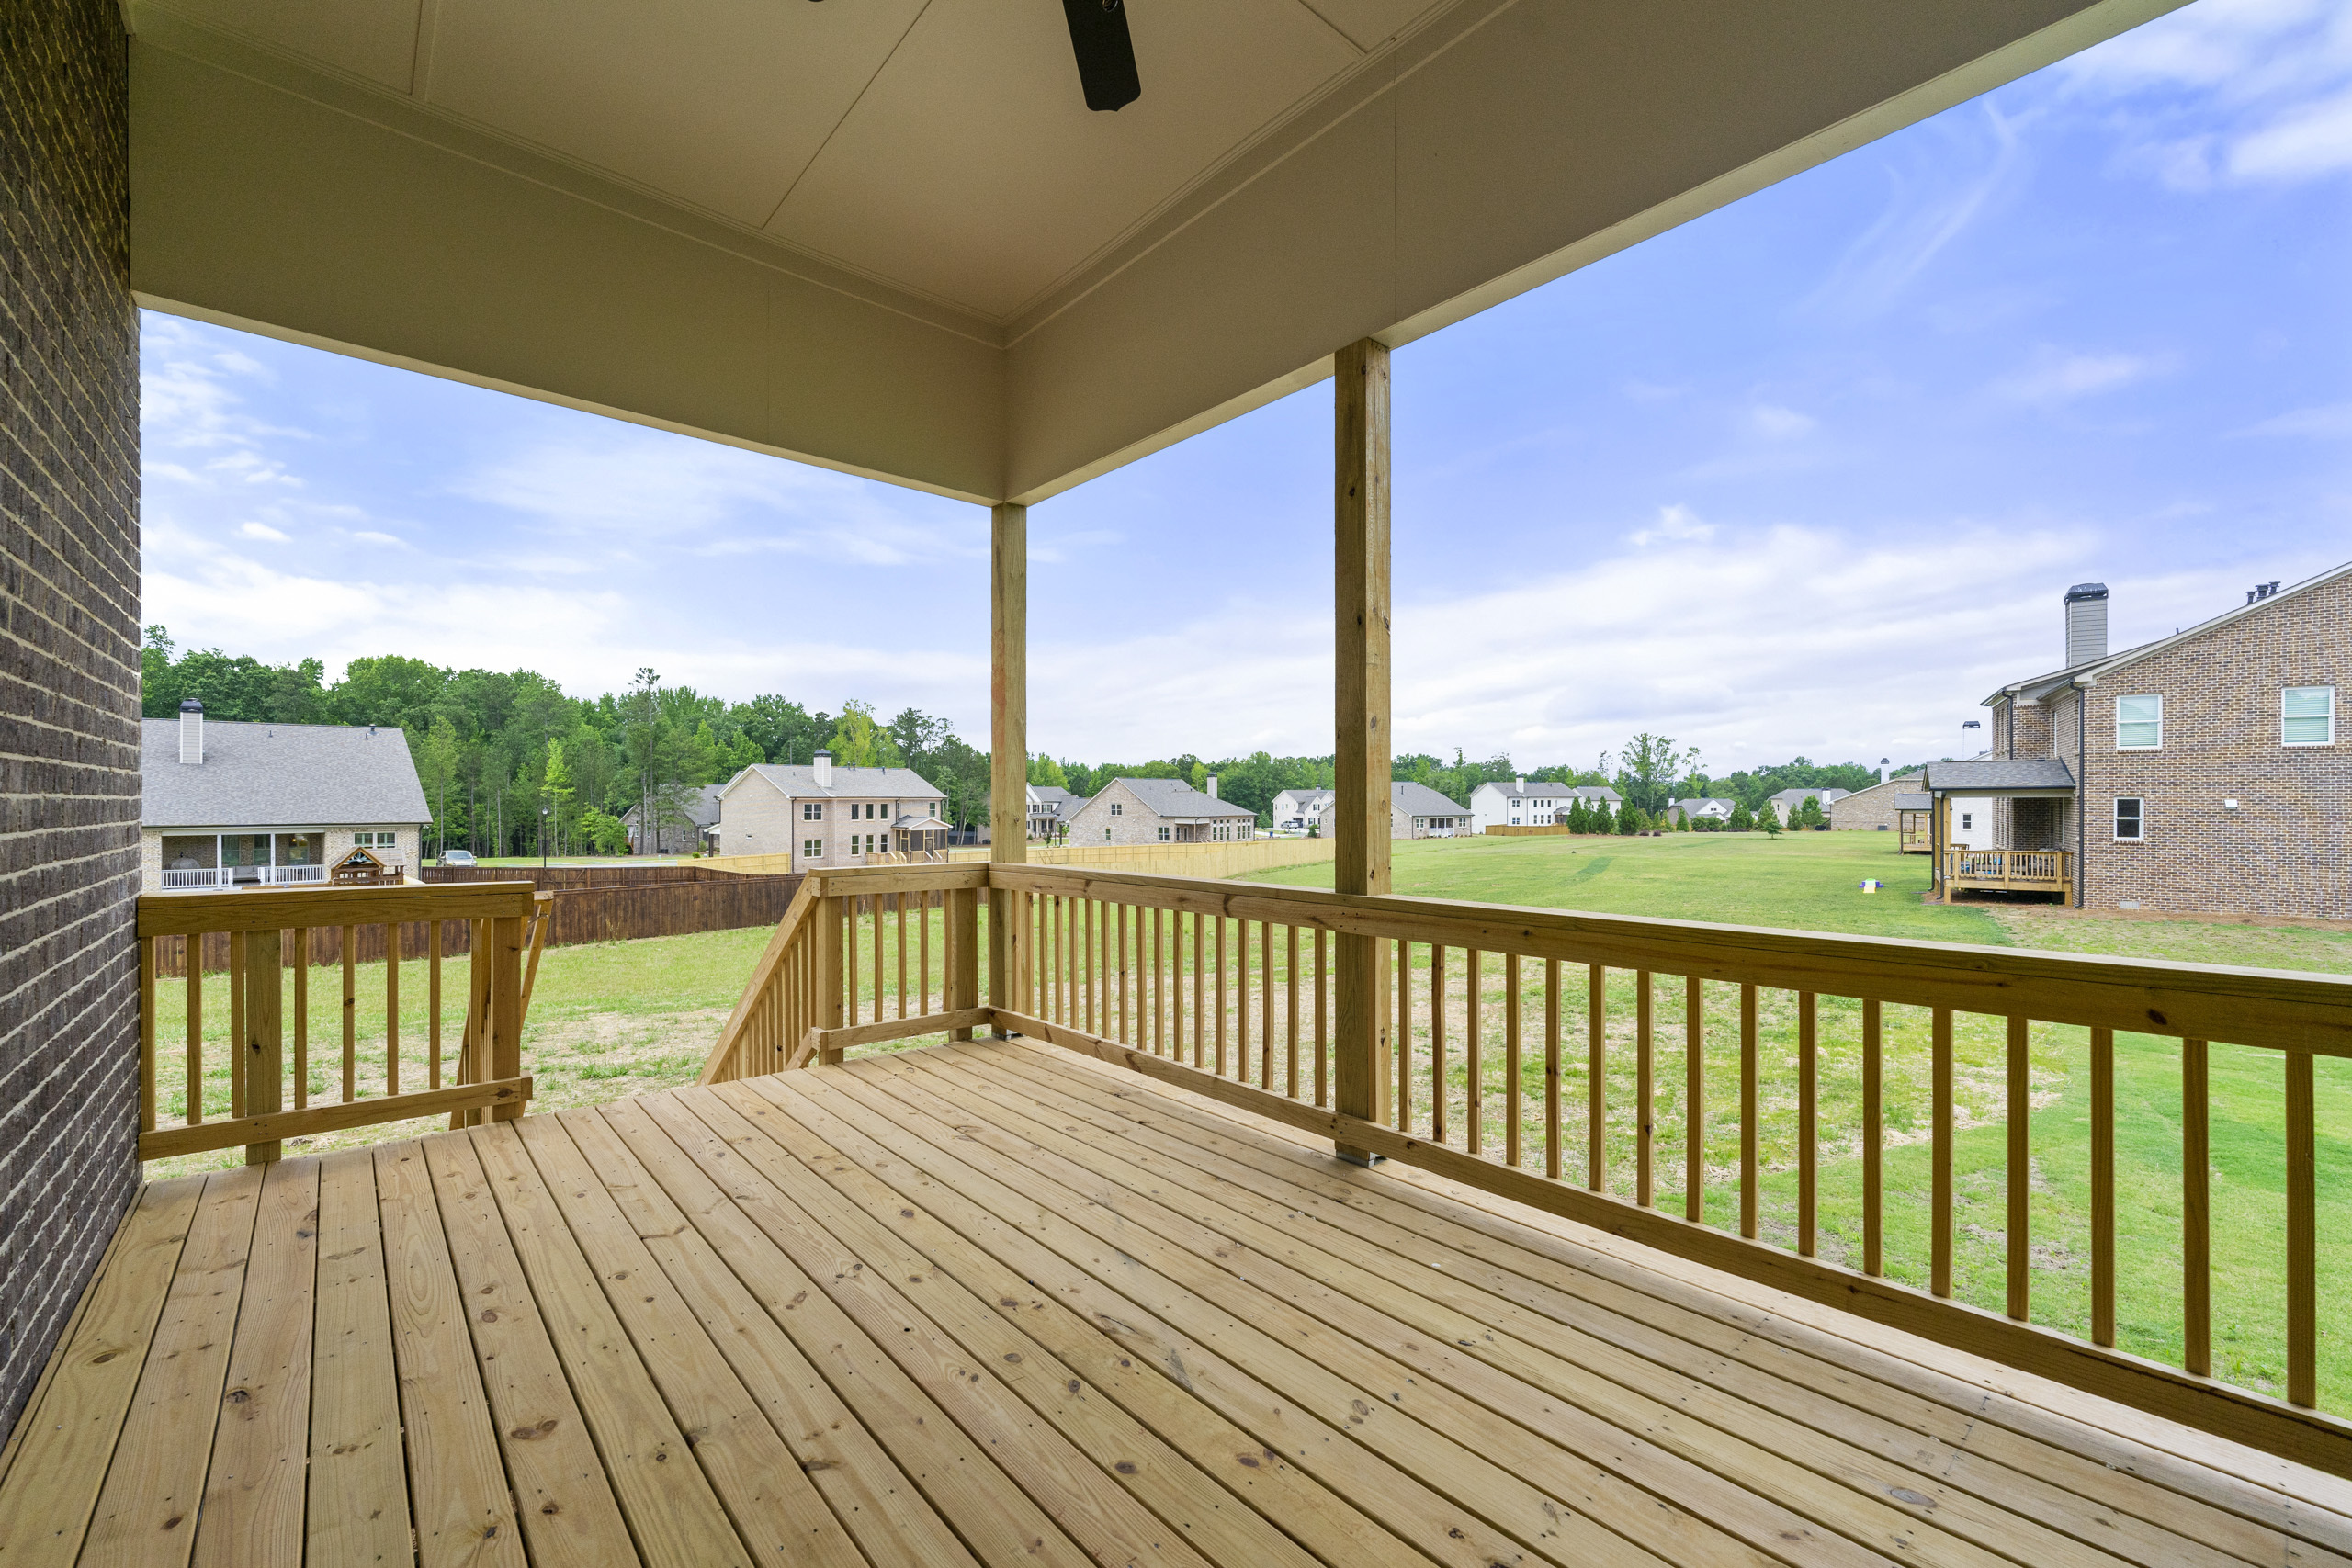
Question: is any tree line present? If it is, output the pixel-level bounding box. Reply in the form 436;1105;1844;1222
141;631;1907;853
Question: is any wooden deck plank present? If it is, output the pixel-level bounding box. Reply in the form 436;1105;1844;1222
370;1141;525;1568
1009;1039;2352;1561
954;1043;2258;1568
306;1150;412;1568
736;1072;1685;1568
0;1179;203;1568
77;1166;263;1568
507;1114;865;1568
651;1089;1342;1568
569;1102;984;1568
603;1090;1100;1568
462;1124;753;1568
416;1131;639;1568
194;1158;321;1568
831;1055;1893;1568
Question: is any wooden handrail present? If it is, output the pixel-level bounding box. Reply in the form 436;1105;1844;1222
137;881;539;1164
697;875;821;1083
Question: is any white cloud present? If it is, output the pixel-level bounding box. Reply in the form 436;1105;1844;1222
1994;348;2170;404
1747;404;1817;440
2230;85;2352;179
1627;503;1715;547
1808;103;2027;315
353;530;405;547
237;521;289;542
2233;400;2352;437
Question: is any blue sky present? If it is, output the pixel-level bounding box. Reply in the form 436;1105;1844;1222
141;0;2352;776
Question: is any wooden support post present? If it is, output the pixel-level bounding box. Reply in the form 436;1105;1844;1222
489;914;525;1119
1332;336;1393;1163
817;897;845;1064
947;887;979;1041
989;501;1026;1033
243;929;283;1165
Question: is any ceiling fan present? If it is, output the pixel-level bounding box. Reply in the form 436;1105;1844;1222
1061;0;1141;111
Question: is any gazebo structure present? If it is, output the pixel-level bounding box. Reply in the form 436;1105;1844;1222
11;3;2352;1563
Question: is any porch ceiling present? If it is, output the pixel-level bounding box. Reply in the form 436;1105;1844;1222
129;0;2181;503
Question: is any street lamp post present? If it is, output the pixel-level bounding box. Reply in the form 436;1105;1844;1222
540;803;550;869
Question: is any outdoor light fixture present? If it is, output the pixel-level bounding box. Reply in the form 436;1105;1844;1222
540;802;550;868
1062;0;1141;111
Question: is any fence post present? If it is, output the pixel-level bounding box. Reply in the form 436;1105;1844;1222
816;894;845;1064
243;928;283;1165
948;887;979;1041
490;911;526;1120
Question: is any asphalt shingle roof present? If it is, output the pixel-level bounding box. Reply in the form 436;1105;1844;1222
736;763;944;800
142;718;429;829
1114;778;1255;818
1392;782;1470;817
1922;758;2077;791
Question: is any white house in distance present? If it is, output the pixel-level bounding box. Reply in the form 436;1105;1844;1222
1468;778;1621;831
718;750;949;870
1067;776;1256;844
1319;781;1473;839
1668;796;1738;826
141;700;428;892
1026;784;1087;841
1269;787;1333;832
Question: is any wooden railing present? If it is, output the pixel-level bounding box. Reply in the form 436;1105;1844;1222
1946;846;2071;891
708;859;2352;1474
137;882;548;1163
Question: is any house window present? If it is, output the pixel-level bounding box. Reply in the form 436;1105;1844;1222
2114;797;2144;841
1960;813;1973;831
1103;829;1113;841
802;802;822;820
1110;802;1123;816
2284;686;2335;746
1157;826;1170;841
354;831;396;849
802;839;823;860
2116;694;2163;750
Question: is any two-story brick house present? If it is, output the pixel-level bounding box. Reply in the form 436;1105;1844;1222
1949;570;2350;916
1066;776;1257;844
717;750;950;870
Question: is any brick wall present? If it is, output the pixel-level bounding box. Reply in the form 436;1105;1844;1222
2018;578;2352;918
1826;773;1923;830
0;0;141;1445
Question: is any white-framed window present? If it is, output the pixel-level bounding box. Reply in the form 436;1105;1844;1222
802;839;823;860
2114;797;2144;841
354;831;396;849
1157;826;1170;841
1103;829;1113;841
2284;685;2335;746
1110;801;1123;816
1960;812;1973;831
1510;817;1521;826
2116;694;2163;750
802;802;822;820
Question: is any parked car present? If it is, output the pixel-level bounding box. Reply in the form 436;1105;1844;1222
438;849;477;866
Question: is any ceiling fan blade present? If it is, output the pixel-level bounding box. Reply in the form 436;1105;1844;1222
1061;0;1140;112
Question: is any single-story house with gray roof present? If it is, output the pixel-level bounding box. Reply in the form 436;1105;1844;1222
1067;776;1256;846
1317;781;1472;840
141;701;429;892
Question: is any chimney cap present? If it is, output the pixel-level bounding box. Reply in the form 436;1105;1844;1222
2064;582;2109;602
813;749;832;759
179;698;203;712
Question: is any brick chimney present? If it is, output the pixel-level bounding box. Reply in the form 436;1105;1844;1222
2064;582;2108;667
178;699;203;764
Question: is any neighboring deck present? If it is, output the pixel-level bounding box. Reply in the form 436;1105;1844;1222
6;1043;2351;1568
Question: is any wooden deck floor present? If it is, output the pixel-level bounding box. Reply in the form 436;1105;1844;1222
6;1041;2352;1568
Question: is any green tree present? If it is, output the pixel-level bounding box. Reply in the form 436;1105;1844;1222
1727;802;1755;832
541;738;576;852
1795;795;1826;829
415;716;460;856
830;699;901;767
1617;804;1642;835
1591;799;1613;834
1759;809;1784;840
578;806;631;855
1612;733;1702;817
1028;753;1069;788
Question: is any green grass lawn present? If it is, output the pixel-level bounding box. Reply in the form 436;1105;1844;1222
1243;831;2352;1409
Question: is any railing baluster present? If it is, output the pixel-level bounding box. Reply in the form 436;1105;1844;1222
2289;1049;2317;1406
897;893;909;1021
1285;925;1300;1099
230;934;247;1118
2007;1014;2030;1319
2183;1036;2211;1378
1739;982;1758;1238
187;949;203;1127
1430;944;1447;1144
341;924;357;1104
1863;998;1883;1275
1264;921;1278;1093
1685;976;1703;1224
1465;949;1482;1155
139;937;156;1134
921;892;933;1018
386;922;401;1097
1798;991;1816;1257
1314;927;1328;1106
1636;971;1654;1206
1589;964;1607;1192
428;920;443;1090
875;897;887;1028
1151;907;1163;1055
294;927;310;1110
1544;959;1562;1180
1117;902;1130;1045
1504;953;1522;1169
1932;1005;1954;1298
1224;916;1237;1079
1395;940;1412;1131
1192;912;1206;1070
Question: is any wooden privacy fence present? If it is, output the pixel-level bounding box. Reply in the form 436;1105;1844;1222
137;882;549;1165
704;859;2352;1476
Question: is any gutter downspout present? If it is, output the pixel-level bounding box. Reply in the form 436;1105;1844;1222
2075;677;2088;909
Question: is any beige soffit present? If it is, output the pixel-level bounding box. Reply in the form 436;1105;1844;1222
127;0;2188;506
